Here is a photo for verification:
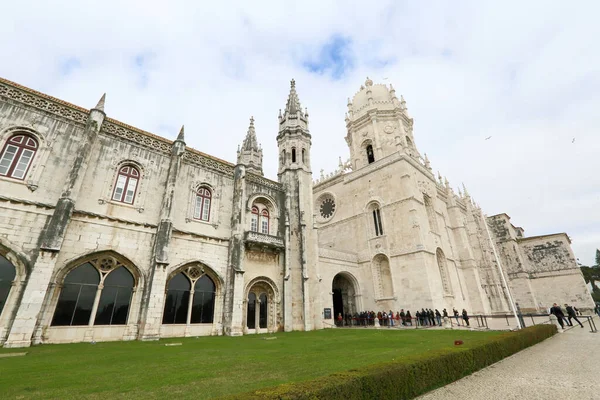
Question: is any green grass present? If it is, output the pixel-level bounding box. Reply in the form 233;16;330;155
0;329;504;399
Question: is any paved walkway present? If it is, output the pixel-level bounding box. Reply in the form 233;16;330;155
418;318;600;400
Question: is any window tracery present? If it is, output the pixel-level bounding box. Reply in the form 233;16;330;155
0;134;38;180
112;165;140;204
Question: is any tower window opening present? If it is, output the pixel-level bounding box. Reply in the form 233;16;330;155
302;148;306;164
292;148;296;163
372;207;384;236
366;145;375;164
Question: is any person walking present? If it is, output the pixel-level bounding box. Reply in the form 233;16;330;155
453;308;460;326
550;303;566;329
565;304;583;328
462;309;470;327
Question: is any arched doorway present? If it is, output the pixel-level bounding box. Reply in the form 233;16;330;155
245;278;278;334
332;273;358;326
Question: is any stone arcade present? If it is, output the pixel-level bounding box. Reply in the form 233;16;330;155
0;77;593;347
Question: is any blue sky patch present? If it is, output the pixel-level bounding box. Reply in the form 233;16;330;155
303;35;354;79
59;57;81;76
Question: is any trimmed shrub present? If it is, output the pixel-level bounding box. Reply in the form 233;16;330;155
221;325;556;400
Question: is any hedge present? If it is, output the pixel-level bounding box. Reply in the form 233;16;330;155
221;324;556;400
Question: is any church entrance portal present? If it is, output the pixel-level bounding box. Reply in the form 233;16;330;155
332;273;358;326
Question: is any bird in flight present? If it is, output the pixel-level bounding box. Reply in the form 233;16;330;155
485;136;492;140
572;138;575;143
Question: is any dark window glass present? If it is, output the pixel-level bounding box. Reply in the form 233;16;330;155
373;210;379;236
190;275;216;324
247;293;256;329
51;264;100;326
259;293;267;329
0;255;16;316
376;209;384;235
366;145;375;164
292;148;296;163
301;149;306;164
94;267;134;325
162;273;190;324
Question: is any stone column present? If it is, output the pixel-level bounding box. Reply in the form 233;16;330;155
138;127;185;341
4;97;106;348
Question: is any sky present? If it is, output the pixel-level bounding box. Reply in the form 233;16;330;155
1;1;598;265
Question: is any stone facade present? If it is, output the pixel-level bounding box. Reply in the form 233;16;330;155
0;76;593;347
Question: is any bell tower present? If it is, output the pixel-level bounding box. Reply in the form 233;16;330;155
345;77;419;171
277;79;321;332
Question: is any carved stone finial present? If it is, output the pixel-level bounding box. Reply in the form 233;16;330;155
94;93;106;111
462;182;470;197
177;125;185;141
365;76;373;87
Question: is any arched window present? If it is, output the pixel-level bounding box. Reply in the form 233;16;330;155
406;136;413;148
251;206;259;232
373;254;393;298
247;293;256;329
94;267;134;325
366;145;375;164
424;194;438;233
51;256;135;326
260;209;270;234
112;165;140;204
163;266;216;325
371;205;384;236
194;187;212;222
259;293;268;329
292;147;297;163
0;254;16;317
0;134;38;180
301;148;306;164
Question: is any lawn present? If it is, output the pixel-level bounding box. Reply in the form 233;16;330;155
0;328;504;399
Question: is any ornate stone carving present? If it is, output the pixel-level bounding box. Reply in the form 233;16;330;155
246;173;284;192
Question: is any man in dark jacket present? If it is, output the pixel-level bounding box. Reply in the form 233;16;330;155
550;303;566;329
565;304;583;328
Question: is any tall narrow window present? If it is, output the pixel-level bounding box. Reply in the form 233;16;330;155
292;148;296;163
251;206;259;232
436;248;452;295
259;293;268;329
366;145;375;164
112;166;140;204
0;254;16;317
0;134;38;180
94;267;134;325
247;293;256;329
260;209;270;234
372;206;384;236
301;148;306;164
190;275;216;324
162;273;190;324
194;187;212;222
163;266;216;325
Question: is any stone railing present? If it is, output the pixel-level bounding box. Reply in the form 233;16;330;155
244;231;285;249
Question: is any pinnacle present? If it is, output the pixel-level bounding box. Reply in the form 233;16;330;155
242;116;259;151
94;93;106;111
285;78;302;116
177;125;185;141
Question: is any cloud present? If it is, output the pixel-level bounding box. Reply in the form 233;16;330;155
0;0;598;264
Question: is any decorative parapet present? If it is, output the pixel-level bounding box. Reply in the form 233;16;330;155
244;231;284;249
246;173;284;192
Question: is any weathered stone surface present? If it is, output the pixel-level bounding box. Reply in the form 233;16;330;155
0;76;592;347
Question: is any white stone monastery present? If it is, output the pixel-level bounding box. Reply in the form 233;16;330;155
0;76;593;347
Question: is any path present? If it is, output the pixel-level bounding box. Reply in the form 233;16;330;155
418;318;600;399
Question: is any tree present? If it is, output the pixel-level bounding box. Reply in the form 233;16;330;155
580;249;600;303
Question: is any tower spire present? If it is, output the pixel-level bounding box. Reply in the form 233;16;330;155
94;93;106;112
237;116;263;175
279;79;309;135
177;125;185;141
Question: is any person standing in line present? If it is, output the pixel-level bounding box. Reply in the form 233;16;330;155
462;309;470;327
435;309;442;326
550;303;566;329
405;310;412;326
453;308;460;326
565;304;584;328
442;308;449;319
400;309;406;326
389;310;395;327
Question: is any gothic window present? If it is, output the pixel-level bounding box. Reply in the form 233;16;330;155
292;147;297;163
112;165;140;204
51;257;135;326
247;293;256;329
366;145;375;164
424;194;438;233
251;206;259;232
372;254;393;299
193;187;212;222
259;293;268;329
436;248;452;295
301;148;306;164
163;266;216;325
372;206;384;236
0;134;38;180
260;210;270;234
0;254;16;317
